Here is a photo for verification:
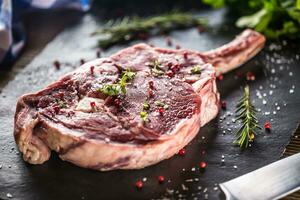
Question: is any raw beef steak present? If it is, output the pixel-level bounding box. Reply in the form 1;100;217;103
14;29;265;170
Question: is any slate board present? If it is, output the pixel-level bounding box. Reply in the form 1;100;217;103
0;5;300;200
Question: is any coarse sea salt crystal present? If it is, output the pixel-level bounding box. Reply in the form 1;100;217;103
181;184;189;191
262;100;267;105
283;40;287;45
256;92;262;99
277;106;280;111
279;66;284;70
271;69;276;74
271;57;275;63
269;90;273;95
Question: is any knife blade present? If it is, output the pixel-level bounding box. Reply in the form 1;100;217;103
219;153;300;200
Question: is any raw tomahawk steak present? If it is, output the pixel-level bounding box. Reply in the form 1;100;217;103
14;29;265;170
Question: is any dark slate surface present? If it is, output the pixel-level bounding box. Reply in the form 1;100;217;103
0;7;300;200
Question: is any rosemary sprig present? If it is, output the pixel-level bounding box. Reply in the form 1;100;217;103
234;85;261;148
92;12;206;49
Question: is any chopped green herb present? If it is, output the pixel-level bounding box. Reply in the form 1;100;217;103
119;70;136;94
58;101;67;108
140;111;148;121
121;70;136;82
191;65;202;74
98;69;136;96
147;60;161;68
147;60;164;76
143;102;150;110
151;68;165;76
154;100;169;109
98;84;121;96
154;100;164;107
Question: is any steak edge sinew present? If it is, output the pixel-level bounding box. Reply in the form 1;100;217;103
14;29;265;170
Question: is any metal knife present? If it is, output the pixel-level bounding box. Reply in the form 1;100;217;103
219;153;300;200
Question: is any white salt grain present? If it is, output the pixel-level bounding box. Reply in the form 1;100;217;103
276;106;280;111
262;100;267;105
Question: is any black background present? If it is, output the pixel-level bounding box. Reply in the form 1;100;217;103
0;1;299;199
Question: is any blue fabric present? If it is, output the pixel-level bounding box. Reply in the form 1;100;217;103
0;0;90;68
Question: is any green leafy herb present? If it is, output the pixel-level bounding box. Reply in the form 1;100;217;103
140;111;148;121
151;68;165;76
203;0;300;39
143;102;150;110
190;65;202;74
154;100;164;107
99;85;121;96
234;85;261;148
121;70;136;81
119;70;136;94
99;70;136;96
93;12;206;48
58;101;67;108
147;60;165;76
154;100;169;110
203;0;225;8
